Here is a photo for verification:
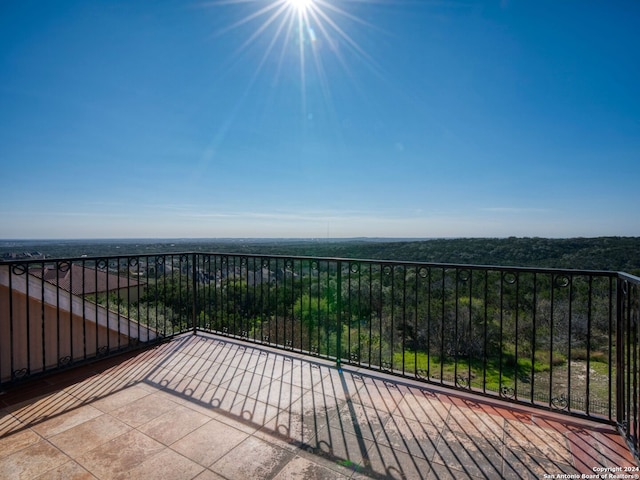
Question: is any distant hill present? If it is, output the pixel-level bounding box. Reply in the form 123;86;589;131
2;237;639;274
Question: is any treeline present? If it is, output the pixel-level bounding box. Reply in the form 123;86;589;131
3;237;640;274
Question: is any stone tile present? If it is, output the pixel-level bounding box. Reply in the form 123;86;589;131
432;427;504;479
89;384;152;413
239;399;291;435
593;428;638;467
352;376;405;414
315;370;364;403
223;347;269;371
504;418;574;464
32;460;96;480
260;404;325;447
394;386;451;430
169;356;216;378
329;401;390;441
311;426;367;468
210;435;296;480
0;427;42;459
279;364;327;390
295;447;363;478
6;391;84;426
259;394;336;447
250;379;305;409
48;414;131;457
138;404;212;445
112;448;204;480
0;409;23;436
110;390;179;427
76;430;165;479
217;363;272;398
446;403;506;445
0;440;70;480
357;442;433;480
295;387;345;423
31;405;103;438
155;371;216;403
197;384;249;414
272;455;349;479
191;357;240;385
171;418;250;467
193;470;227;480
501;447;580;480
426;461;482;480
258;356;296;384
376;414;440;461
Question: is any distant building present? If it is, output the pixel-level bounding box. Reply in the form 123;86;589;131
1;251;45;261
30;263;146;302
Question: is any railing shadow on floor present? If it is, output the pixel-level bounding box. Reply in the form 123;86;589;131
2;332;636;479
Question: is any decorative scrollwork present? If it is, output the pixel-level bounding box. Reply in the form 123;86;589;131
311;344;319;353
551;393;569;410
155;256;165;265
418;267;429;279
416;368;429;380
262;334;270;342
350;263;359;274
262;258;270;268
456;375;470;388
222;326;229;334
240;257;248;266
554;275;571;288
285;340;293;348
12;368;29;380
128;257;138;268
349;352;359;362
97;346;109;356
458;269;471;282
97;259;108;270
382;266;392;276
11;264;27;276
57;261;71;273
381;361;392;371
310;260;319;271
58;356;72;367
621;280;629;296
500;385;515;399
241;331;249;339
503;272;518;285
180;254;189;263
285;259;294;270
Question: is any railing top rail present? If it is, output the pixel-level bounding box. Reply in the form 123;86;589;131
618;271;640;284
0;251;624;278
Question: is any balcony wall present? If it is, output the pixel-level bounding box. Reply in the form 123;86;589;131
0;265;157;383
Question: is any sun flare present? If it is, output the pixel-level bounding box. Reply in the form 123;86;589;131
207;0;380;119
287;0;313;12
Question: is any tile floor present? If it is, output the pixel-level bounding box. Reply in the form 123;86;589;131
0;333;636;479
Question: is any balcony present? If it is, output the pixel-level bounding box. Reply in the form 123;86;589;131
1;253;639;478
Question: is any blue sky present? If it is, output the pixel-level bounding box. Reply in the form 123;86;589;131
1;0;639;239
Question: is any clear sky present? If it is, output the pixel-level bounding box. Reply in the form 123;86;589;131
1;0;639;239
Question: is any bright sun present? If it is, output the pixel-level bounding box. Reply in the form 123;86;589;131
288;0;313;12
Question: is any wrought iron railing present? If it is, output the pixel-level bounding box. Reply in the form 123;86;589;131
1;252;639;454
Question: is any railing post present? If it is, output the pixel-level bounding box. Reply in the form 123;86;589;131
192;253;198;335
336;261;342;370
616;275;626;427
